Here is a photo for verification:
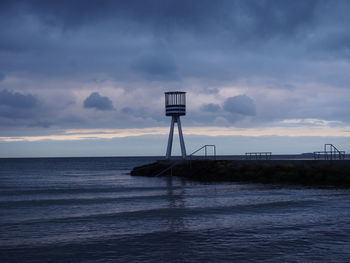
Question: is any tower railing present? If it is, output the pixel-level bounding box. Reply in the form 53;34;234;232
188;145;216;168
189;145;216;160
313;144;346;160
245;152;272;160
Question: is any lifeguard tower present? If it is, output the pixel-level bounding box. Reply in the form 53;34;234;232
165;91;187;159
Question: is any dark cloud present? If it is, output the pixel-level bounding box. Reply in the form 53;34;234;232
131;54;178;80
1;0;350;133
223;95;256;116
0;0;319;37
200;103;221;112
83;92;114;111
314;32;350;58
0;0;229;30
0;89;37;109
0;0;320;56
234;1;317;40
0;89;49;126
0;0;346;83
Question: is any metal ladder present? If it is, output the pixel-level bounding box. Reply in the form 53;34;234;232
153;160;184;177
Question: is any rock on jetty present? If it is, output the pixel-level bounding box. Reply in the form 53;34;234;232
131;160;350;187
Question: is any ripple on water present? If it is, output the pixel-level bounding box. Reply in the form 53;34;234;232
1;157;350;262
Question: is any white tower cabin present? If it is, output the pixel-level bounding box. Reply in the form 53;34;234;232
165;91;187;159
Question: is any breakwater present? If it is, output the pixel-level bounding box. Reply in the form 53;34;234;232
131;160;350;187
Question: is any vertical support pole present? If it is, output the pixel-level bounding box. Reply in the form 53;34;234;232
177;116;187;159
166;117;175;159
331;145;333;160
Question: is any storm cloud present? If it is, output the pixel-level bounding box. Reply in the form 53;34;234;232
1;0;350;137
0;0;328;81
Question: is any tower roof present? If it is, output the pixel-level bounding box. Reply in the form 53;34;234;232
165;91;186;94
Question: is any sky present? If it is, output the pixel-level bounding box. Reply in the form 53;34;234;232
1;0;350;157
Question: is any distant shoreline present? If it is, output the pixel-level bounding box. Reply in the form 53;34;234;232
1;154;349;159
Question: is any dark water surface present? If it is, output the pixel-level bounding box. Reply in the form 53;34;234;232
1;157;350;262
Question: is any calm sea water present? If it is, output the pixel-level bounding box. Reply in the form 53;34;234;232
1;157;350;262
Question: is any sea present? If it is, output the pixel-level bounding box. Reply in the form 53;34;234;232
1;157;350;262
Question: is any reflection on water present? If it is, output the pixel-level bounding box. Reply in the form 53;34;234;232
165;175;186;232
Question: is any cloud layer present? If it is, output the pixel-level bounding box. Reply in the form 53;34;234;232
1;0;350;154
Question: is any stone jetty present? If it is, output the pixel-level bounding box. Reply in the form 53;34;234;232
131;160;350;187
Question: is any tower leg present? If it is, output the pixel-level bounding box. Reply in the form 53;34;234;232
177;116;187;159
166;117;175;159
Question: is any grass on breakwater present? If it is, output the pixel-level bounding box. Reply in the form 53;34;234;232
131;160;350;187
